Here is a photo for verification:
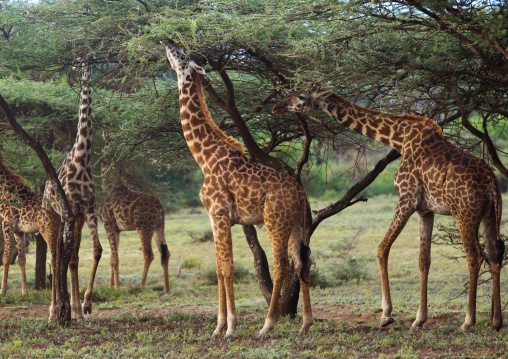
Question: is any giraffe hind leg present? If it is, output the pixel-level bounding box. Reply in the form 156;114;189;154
70;215;85;320
138;228;154;289
412;212;434;329
480;203;503;330
456;220;483;331
83;212;103;315
154;224;170;293
105;223;120;289
258;224;291;337
287;224;313;336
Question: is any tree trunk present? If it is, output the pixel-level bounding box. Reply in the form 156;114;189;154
278;262;300;317
34;233;47;290
243;225;273;304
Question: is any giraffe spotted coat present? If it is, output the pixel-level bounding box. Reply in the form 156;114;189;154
273;89;504;331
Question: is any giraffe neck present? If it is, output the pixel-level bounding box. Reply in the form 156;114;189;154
176;71;244;172
72;64;92;165
0;160;36;203
316;94;439;152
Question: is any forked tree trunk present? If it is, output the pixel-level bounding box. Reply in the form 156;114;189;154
0;93;74;324
34;234;47;290
243;225;273;304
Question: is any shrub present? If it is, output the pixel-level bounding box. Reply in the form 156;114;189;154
182;257;202;269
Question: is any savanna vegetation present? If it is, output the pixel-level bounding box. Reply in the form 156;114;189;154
0;0;507;357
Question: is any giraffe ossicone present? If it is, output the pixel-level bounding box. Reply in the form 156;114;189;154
274;89;504;331
162;39;313;338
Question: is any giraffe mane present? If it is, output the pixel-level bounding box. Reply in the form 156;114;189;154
330;95;444;137
194;73;245;155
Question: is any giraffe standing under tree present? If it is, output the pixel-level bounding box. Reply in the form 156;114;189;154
98;126;170;293
0;154;61;298
273;88;504;331
43;58;102;321
161;40;312;338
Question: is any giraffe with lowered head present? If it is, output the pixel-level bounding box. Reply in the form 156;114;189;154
161;40;312;338
0;154;60;296
98;125;170;293
43;58;102;320
273;88;504;331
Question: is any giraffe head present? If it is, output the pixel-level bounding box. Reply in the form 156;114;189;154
272;86;334;114
160;40;205;77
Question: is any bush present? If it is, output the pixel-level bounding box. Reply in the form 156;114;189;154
181;258;202;269
332;257;370;284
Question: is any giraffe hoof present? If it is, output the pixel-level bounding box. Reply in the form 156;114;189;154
461;323;473;332
380;317;394;327
410;324;428;331
224;333;237;340
82;303;92;315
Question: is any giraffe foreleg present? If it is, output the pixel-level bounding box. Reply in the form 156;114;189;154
70;215;85;320
83;211;103;315
412;212;434;329
210;215;237;338
14;232;28;295
378;198;415;327
1;222;14;295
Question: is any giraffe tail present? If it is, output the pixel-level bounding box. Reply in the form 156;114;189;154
491;176;504;265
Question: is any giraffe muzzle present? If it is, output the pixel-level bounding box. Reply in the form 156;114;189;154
272;105;285;115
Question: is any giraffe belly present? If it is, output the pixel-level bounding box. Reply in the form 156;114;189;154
228;199;264;226
421;195;451;215
18;221;38;234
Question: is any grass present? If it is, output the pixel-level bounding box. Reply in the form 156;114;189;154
1;194;507;358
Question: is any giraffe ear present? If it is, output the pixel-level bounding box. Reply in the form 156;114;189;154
191;63;206;76
315;86;334;98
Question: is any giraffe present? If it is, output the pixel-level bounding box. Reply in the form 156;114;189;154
161;40;312;338
98;126;170;293
0;154;60;298
273;88;504;331
43;58;102;320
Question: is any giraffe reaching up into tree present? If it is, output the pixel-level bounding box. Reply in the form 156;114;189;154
161;40;312;338
0;154;60;299
43;58;102;321
273;88;504;331
98;126;170;293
